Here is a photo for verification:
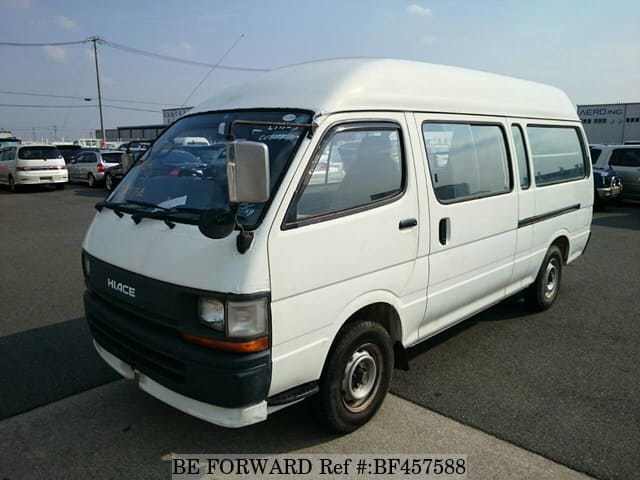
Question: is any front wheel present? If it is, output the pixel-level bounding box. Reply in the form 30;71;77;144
315;320;393;433
525;245;563;311
9;175;18;193
55;183;66;190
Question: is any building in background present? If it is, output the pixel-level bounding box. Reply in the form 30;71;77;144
162;107;193;125
96;124;166;142
94;107;193;143
578;102;640;144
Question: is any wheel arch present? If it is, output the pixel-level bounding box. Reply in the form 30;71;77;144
320;292;408;379
549;234;570;264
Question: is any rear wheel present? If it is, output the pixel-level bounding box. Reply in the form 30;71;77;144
105;173;114;192
525;245;563;311
87;173;96;188
315;320;393;433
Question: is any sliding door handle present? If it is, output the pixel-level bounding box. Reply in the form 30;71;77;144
439;218;449;245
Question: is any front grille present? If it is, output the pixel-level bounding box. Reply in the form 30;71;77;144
88;311;185;383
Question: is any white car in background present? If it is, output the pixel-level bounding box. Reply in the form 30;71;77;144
0;144;67;192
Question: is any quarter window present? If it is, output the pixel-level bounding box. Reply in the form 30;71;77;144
511;125;530;189
422;122;510;202
527;126;586;186
589;147;602;164
286;124;403;224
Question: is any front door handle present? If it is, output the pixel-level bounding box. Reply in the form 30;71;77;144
399;218;418;230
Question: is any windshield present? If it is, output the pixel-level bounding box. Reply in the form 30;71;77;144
107;110;312;228
18;147;62;159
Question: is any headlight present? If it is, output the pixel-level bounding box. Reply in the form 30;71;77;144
199;298;225;331
227;298;268;338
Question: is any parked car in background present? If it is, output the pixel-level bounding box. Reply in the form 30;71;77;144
120;140;152;156
590;146;623;205
103;141;152;191
104;161;126;192
0;136;21;149
590;144;640;200
68;149;122;188
54;144;83;164
0;144;67;192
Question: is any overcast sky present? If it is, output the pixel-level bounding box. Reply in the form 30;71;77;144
1;0;639;141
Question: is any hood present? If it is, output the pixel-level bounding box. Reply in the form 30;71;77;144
82;209;270;294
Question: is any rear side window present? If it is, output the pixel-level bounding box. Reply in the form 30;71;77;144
527;126;586;186
285;123;404;225
589;147;602;164
609;148;640;167
422;122;511;203
101;153;123;164
18;147;61;160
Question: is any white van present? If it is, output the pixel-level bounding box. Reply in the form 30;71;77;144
82;59;593;432
0;144;68;192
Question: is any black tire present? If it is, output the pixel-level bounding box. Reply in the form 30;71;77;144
315;320;393;433
87;173;96;188
8;175;18;193
105;173;114;192
525;245;563;311
55;183;66;190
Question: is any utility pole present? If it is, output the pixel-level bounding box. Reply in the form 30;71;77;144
53;125;57;141
32;127;35;142
89;36;106;148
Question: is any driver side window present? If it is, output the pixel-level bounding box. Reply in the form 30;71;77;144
285;123;404;227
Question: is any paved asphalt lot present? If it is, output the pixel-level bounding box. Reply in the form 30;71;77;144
0;183;638;479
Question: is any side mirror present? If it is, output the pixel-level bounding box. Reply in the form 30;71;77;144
226;141;270;203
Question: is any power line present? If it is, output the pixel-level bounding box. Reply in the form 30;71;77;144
101;39;268;72
182;34;244;106
0;40;87;47
0;103;94;108
0;89;181;106
0;103;158;112
0;37;269;72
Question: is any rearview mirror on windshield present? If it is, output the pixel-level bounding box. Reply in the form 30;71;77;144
227;141;270;204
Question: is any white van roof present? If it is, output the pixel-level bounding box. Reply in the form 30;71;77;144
193;58;578;121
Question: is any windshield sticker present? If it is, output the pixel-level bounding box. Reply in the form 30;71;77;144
158;196;187;209
258;132;301;141
282;113;297;122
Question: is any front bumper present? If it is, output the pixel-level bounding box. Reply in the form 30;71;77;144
596;184;622;200
84;290;271;419
94;341;268;427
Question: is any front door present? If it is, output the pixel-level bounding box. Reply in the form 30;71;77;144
267;112;421;392
411;113;518;337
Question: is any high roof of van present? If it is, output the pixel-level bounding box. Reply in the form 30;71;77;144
193;58;578;121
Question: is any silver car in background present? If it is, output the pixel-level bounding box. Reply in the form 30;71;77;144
68;150;123;188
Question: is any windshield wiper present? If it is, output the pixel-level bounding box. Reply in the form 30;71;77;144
124;199;170;211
